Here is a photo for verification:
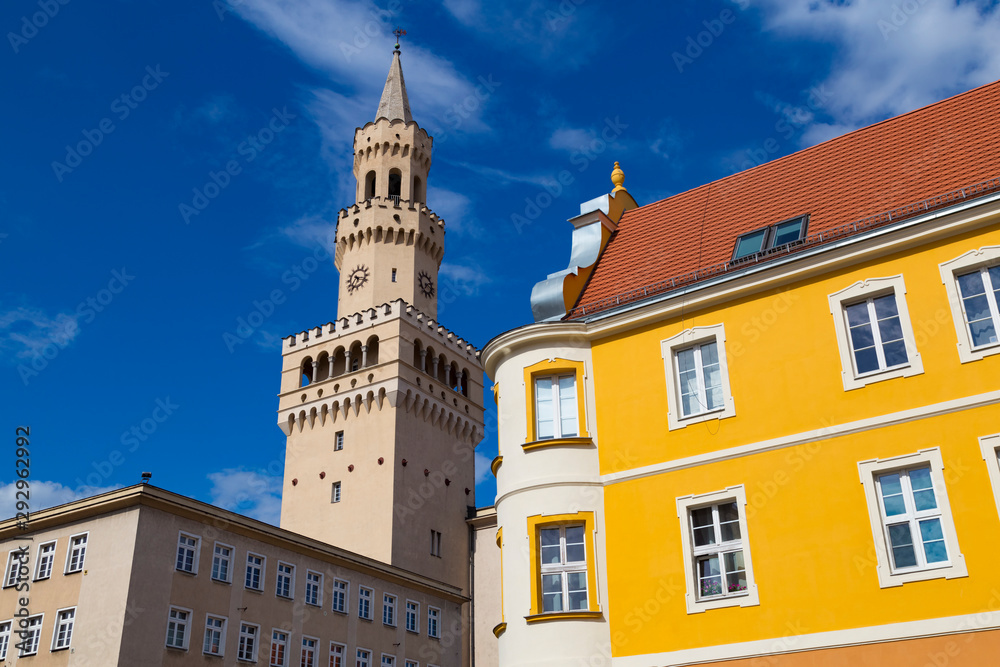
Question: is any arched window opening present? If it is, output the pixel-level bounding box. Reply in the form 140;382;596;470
366;336;380;367
316;352;330;382
413;340;423;369
365;171;377;200
425;346;436;375
332;347;346;377
413;176;424;203
301;357;314;387
349;342;364;372
450;362;460;392
388;169;402;204
437;354;448;384
461;369;470;397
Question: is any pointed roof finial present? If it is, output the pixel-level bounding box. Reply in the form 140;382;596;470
611;161;627;193
393;26;406;52
375;38;413;123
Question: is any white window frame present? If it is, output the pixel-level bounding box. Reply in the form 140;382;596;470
382;593;396;626
238;622;259;663
533;373;579;440
358;586;373;620
939;246;1000;363
858;447;967;588
212;542;234;583
538;524;588;613
177;532;200;574
356;648;372;667
34;541;56;581
329;641;346;667
19;613;43;656
661;324;736;430
305;570;323;607
203;614;227;656
165;606;192;650
381;653;396;667
3;550;22;588
275;561;295;599
51;606;75;651
0;620;10;659
405;661;418;667
65;532;88;573
301;636;319;667
332;481;342;503
981;434;1000;521
269;629;288;666
246;552;266;591
335;431;344;451
332;578;349;613
427;606;440;639
676;485;760;614
405;600;419;633
829;275;923;390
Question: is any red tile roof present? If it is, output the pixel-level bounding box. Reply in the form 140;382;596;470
569;80;1000;319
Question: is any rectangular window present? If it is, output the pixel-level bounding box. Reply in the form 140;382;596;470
358;586;373;619
382;654;395;667
859;448;967;588
66;533;88;573
238;623;259;662
382;594;396;626
19;615;42;656
332;578;348;613
689;503;747;599
981;434;1000;520
391;268;397;283
956;265;1000;348
539;525;588;613
335;431;344;451
332;481;342;503
270;630;288;666
177;533;199;574
405;600;419;633
3;550;21;588
305;570;322;606
204;615;226;656
427;607;440;639
276;562;295;599
876;467;949;570
732;215;808;261
430;530;442;557
34;541;56;581
357;649;371;667
845;295;909;375
52;607;75;650
166;607;190;649
677;486;760;614
302;637;318;667
246;553;265;591
0;620;10;660
212;543;233;582
675;341;723;418
329;642;345;667
534;375;578;440
405;661;418;667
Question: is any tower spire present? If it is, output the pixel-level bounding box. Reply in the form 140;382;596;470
375;47;412;123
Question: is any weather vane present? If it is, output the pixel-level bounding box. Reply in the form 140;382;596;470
393;26;406;51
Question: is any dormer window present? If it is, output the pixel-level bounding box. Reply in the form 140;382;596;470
732;215;808;261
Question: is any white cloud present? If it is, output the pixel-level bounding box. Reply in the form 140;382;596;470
0;305;80;361
474;450;492;485
207;468;282;525
278;213;338;251
440;261;491;297
0;480;118;520
753;0;1000;139
549;126;598;154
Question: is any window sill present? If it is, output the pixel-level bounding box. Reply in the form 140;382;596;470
33;575;51;583
686;587;760;614
245;587;263;594
211;577;231;585
524;610;603;624
276;594;293;600
492;622;507;638
176;569;197;576
406;628;419;635
522;436;594;452
305;602;321;608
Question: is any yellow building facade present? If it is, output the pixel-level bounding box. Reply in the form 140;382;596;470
483;82;1000;665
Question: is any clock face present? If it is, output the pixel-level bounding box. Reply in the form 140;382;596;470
346;265;369;294
418;271;435;298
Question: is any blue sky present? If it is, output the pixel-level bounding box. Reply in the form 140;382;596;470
3;0;1000;524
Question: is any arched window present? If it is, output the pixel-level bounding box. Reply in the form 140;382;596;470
316;352;330;382
413;175;424;203
301;357;314;387
365;171;377;200
366;335;380;367
332;347;346;377
461;369;470;397
413;340;423;369
349;342;364;372
437;354;448;384
388;169;402;203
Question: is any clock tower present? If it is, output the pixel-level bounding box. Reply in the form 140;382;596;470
276;46;484;603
